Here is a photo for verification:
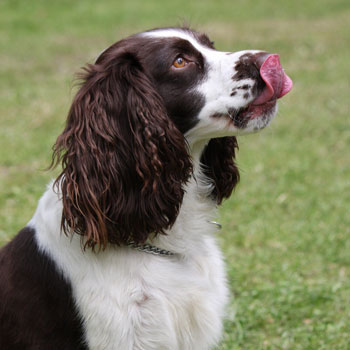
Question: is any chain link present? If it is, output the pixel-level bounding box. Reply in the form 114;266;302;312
127;242;175;257
127;221;221;257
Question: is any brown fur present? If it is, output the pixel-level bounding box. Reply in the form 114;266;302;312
51;42;193;249
50;31;239;250
200;137;240;204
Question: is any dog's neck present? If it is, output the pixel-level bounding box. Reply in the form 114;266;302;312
149;140;219;256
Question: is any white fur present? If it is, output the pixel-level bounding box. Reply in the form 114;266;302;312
30;163;228;350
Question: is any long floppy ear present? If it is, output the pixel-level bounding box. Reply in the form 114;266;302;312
200;137;240;204
51;45;192;249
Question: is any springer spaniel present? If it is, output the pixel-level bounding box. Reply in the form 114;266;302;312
0;28;292;350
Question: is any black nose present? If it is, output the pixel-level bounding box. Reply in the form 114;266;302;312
233;51;270;83
253;52;271;92
254;52;270;70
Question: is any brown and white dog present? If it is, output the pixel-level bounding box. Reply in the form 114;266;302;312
0;27;292;350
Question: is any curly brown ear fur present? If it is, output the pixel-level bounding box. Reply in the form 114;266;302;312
51;44;192;249
200;137;240;204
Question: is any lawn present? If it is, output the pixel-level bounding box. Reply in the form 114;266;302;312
0;0;349;349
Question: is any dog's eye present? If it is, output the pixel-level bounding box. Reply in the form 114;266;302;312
173;57;188;69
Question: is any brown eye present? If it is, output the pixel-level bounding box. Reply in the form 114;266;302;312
173;57;188;68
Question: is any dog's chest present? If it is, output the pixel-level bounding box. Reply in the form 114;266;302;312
71;239;228;350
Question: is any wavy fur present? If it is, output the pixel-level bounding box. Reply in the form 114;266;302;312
52;44;193;249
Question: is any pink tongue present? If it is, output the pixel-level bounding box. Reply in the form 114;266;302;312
252;54;293;106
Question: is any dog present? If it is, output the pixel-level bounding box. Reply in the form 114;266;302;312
0;27;292;350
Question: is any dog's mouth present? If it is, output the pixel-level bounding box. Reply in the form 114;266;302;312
229;54;293;128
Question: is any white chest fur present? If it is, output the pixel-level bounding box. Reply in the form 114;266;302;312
32;181;229;350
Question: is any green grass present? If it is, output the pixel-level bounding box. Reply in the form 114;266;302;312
1;0;349;348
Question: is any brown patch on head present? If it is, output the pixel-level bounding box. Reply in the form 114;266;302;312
232;53;259;81
194;32;215;49
232;52;268;96
238;84;251;90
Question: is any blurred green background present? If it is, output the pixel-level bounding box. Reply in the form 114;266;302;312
0;0;349;349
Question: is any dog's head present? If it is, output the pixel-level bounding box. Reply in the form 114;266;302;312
52;28;292;249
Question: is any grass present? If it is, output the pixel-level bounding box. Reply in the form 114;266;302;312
1;0;349;348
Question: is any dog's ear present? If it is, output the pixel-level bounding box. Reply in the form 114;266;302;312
51;43;192;249
200;137;240;204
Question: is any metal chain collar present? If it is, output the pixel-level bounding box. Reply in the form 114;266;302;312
126;221;222;257
127;242;176;257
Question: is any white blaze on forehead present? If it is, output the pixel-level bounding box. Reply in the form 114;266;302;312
141;28;217;57
142;28;262;64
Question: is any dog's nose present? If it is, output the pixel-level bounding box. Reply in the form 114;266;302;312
252;52;293;105
255;52;271;70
